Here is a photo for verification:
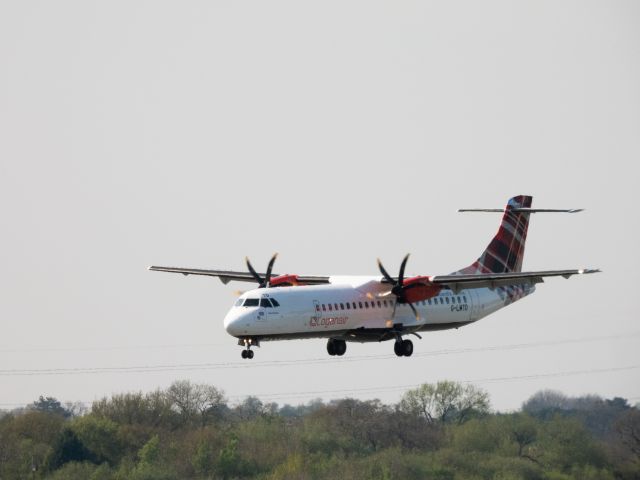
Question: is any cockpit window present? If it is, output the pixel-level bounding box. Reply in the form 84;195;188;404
260;298;272;308
271;298;280;307
243;298;259;307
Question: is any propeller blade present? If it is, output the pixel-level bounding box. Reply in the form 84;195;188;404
377;258;396;284
398;253;410;285
408;302;420;321
245;257;263;285
264;253;278;286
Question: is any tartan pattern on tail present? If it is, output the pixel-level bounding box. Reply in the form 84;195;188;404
457;195;533;274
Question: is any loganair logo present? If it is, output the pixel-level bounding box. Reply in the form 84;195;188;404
309;316;348;328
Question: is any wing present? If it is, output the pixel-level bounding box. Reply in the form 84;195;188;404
428;269;600;292
147;266;330;285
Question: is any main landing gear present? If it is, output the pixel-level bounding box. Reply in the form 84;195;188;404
394;338;413;357
326;338;347;356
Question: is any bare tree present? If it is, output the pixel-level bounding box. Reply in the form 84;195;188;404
166;380;226;427
399;381;490;424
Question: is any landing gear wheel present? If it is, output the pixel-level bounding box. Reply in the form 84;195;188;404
335;340;347;356
394;339;413;357
247;350;254;359
326;339;336;356
241;350;248;359
402;339;413;357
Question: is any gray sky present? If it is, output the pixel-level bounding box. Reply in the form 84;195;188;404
1;0;639;412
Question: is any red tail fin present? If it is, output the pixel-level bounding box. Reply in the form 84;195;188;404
457;195;533;274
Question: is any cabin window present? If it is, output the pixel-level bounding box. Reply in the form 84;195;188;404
452;297;456;304
365;302;369;309
359;302;363;308
315;304;320;312
445;297;450;304
340;303;345;310
427;299;431;305
328;304;333;311
352;302;357;309
243;298;259;307
334;303;339;310
322;304;326;311
463;296;468;303
377;301;382;308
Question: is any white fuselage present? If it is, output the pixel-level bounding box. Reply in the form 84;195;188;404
223;276;535;342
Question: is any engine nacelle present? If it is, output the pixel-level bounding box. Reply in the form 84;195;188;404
269;274;302;287
402;276;442;303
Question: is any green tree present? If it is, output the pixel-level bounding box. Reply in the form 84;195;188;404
539;416;608;472
30;396;71;418
192;439;215;476
72;415;124;465
44;427;97;472
217;434;254;479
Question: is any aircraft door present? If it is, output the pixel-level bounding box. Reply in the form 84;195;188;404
469;290;482;321
312;300;321;328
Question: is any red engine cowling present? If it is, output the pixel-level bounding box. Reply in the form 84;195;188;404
401;276;442;303
269;274;302;287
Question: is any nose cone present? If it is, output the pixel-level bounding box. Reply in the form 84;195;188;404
224;308;244;336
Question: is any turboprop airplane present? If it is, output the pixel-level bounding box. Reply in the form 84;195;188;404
149;195;599;359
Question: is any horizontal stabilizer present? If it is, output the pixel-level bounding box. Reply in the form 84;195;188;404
458;208;584;213
431;268;600;292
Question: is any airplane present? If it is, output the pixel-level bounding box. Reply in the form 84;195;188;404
149;195;599;359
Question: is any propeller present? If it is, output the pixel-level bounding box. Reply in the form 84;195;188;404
245;253;278;288
377;253;420;321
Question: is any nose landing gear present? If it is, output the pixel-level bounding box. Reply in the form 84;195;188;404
239;338;258;360
241;349;254;359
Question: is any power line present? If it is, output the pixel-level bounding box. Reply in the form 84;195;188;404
0;330;636;355
1;331;638;376
0;342;226;354
236;365;640;401
2;365;637;407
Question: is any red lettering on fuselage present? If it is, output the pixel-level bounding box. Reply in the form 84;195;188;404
309;316;348;328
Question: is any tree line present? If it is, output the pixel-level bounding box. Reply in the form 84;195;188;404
0;380;638;479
